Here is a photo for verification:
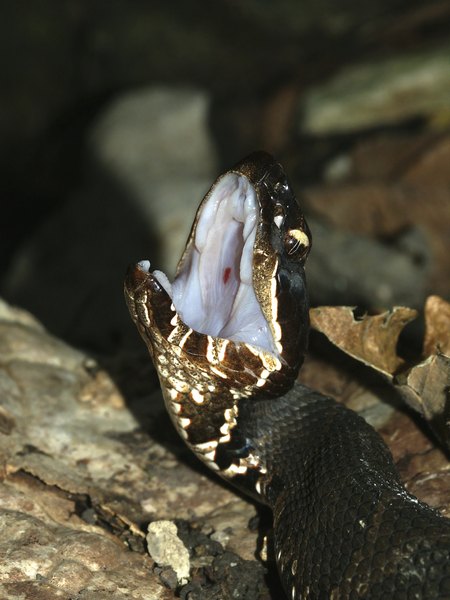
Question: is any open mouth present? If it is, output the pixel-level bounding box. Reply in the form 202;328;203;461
139;173;277;355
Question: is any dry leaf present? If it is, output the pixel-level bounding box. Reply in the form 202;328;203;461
309;305;417;377
395;354;450;449
396;295;450;448
310;301;450;449
423;295;450;357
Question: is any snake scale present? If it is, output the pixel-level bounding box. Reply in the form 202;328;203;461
125;152;450;599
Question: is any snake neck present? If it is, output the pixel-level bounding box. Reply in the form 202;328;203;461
230;383;450;599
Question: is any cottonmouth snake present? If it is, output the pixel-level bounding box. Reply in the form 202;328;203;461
124;152;450;599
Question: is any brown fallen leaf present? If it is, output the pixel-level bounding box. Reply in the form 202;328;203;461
396;353;450;444
310;301;450;450
309;305;417;377
423;295;450;357
396;295;450;448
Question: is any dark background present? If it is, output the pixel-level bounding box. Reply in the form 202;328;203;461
1;1;450;357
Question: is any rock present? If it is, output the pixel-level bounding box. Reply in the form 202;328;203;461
0;299;259;599
90;87;217;181
300;45;450;134
146;521;190;584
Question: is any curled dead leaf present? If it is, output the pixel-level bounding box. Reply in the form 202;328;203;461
395;353;450;449
423;295;450;357
309;305;417;378
310;300;450;449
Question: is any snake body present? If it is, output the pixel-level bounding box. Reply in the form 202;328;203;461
125;152;450;599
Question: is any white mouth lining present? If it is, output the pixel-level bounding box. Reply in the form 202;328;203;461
152;173;277;354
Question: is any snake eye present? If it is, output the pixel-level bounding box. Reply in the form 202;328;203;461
284;228;311;260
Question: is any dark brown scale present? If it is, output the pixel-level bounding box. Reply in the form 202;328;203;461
227;385;450;599
181;331;208;359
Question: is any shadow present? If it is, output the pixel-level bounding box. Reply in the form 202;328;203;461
1;132;163;357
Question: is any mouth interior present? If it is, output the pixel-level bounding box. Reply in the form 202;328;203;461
147;173;276;354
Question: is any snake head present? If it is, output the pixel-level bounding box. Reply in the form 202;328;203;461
125;152;311;400
124;152;311;473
